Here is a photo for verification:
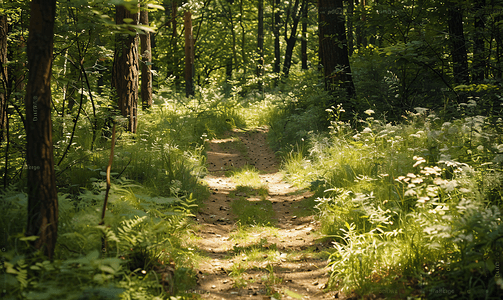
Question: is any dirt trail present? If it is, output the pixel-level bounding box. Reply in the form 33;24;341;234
193;127;337;300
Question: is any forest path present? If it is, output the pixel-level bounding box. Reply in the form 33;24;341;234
193;127;337;300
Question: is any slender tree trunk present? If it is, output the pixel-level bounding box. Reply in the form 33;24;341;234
472;0;486;82
140;9;152;109
448;4;469;84
257;0;264;84
24;0;58;259
0;14;8;142
112;5;139;133
273;0;281;75
301;0;308;70
283;0;305;77
319;0;356;99
184;10;195;97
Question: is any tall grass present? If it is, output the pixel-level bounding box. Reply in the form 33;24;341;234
282;106;503;297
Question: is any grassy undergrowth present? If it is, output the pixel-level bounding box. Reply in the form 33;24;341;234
280;106;503;298
0;84;274;299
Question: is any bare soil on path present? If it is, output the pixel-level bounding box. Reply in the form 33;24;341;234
193;127;337;300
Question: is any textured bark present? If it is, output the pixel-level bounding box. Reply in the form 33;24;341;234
448;5;469;84
184;11;194;97
24;0;58;259
318;0;356;98
112;5;139;133
0;15;7;142
140;9;152;109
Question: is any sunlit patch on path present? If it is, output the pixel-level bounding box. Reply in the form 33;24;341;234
192;128;337;299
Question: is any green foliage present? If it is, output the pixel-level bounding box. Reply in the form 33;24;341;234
281;105;503;297
267;69;333;151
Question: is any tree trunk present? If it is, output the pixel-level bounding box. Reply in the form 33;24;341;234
140;9;152;109
319;0;356;99
24;0;58;259
184;10;195;97
472;0;485;82
301;0;308;70
257;0;264;82
273;0;281;75
282;0;305;77
448;5;469;84
0;14;7;142
112;5;139;133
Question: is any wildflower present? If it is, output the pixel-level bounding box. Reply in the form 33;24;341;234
421;166;442;176
417;196;430;203
411;177;423;184
362;127;372;133
364;109;375;115
404;189;416;197
395;176;406;182
413;156;426;167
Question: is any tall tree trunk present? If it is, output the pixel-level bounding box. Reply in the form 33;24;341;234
112;5;139;133
319;0;356;99
257;0;264;83
273;0;281;75
283;0;305;77
25;0;58;259
0;14;7;142
140;9;152;109
448;5;469;84
301;0;308;70
472;0;486;82
184;10;195;97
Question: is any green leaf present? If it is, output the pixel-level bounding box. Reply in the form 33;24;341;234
123;18;134;24
99;265;116;274
19;236;39;242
